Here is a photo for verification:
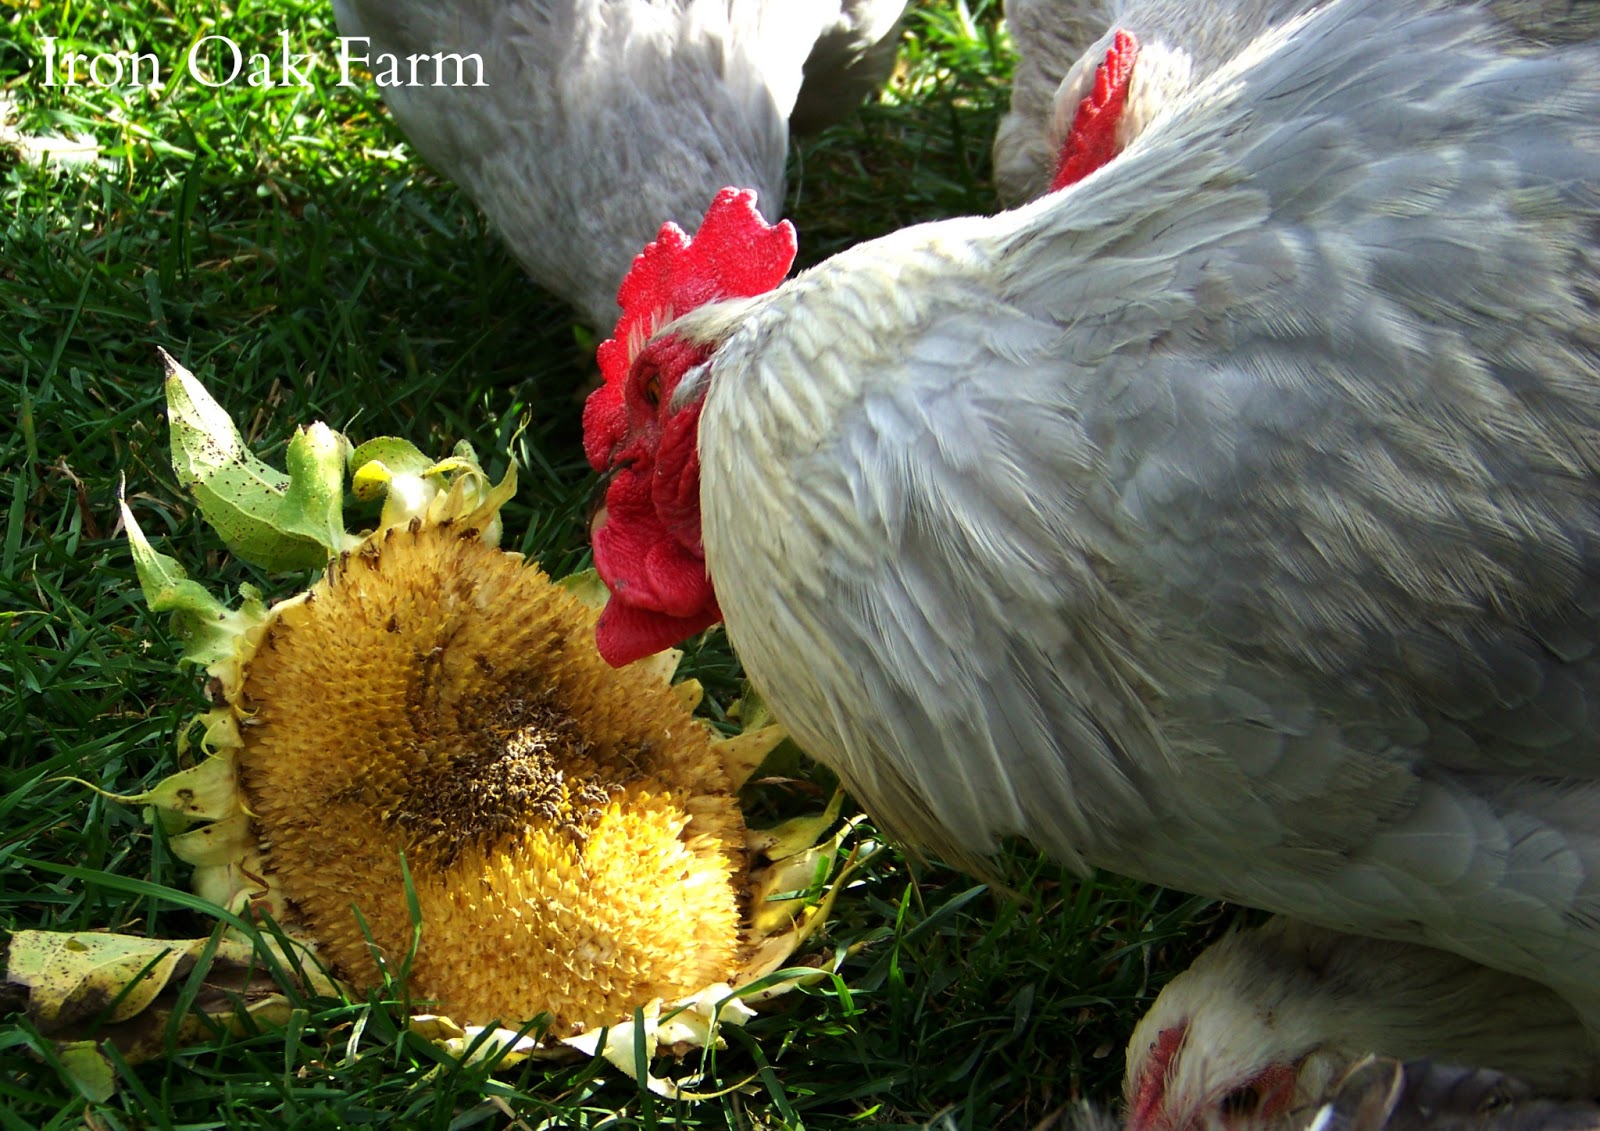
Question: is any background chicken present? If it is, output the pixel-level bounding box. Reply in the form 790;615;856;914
950;1060;1600;1131
1292;1059;1600;1131
583;0;1600;1054
993;0;1600;208
1122;920;1596;1131
330;0;908;330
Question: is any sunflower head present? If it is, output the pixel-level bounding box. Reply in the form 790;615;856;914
97;358;863;1093
235;515;745;1033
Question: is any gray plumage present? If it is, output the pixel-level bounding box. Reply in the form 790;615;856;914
1310;1058;1600;1131
666;0;1600;1038
934;1060;1600;1131
1124;920;1595;1130
792;0;908;132
994;0;1600;206
330;0;907;329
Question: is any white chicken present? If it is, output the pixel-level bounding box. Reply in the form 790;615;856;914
967;1059;1600;1131
992;0;1600;208
1122;920;1596;1131
331;0;907;329
581;0;1600;1049
1307;1058;1600;1131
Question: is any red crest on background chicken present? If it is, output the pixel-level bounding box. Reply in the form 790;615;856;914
1051;30;1140;191
582;188;797;665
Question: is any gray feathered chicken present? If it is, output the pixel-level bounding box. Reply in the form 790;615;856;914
975;1059;1600;1131
581;0;1600;1044
1303;1059;1600;1131
993;0;1600;207
1122;920;1596;1131
331;0;906;329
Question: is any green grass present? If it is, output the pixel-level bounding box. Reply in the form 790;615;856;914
1;2;1238;1126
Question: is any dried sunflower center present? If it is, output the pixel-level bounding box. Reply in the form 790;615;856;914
234;522;746;1032
393;694;620;865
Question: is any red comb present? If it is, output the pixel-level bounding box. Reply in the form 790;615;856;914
595;188;796;391
1051;29;1140;192
585;189;797;474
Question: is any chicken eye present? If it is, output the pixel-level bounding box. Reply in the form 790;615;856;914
1222;1063;1297;1122
1219;1085;1262;1117
639;367;661;408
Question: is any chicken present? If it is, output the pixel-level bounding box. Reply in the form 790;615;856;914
994;0;1600;206
991;1060;1600;1131
581;0;1600;1044
1122;920;1596;1131
1308;1059;1600;1131
331;0;907;330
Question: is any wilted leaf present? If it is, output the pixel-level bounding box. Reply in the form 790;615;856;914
4;928;339;1094
161;349;350;570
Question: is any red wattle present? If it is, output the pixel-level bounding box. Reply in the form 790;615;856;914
595;599;720;668
593;470;713;619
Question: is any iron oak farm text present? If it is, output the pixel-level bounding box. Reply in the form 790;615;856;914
35;34;488;90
